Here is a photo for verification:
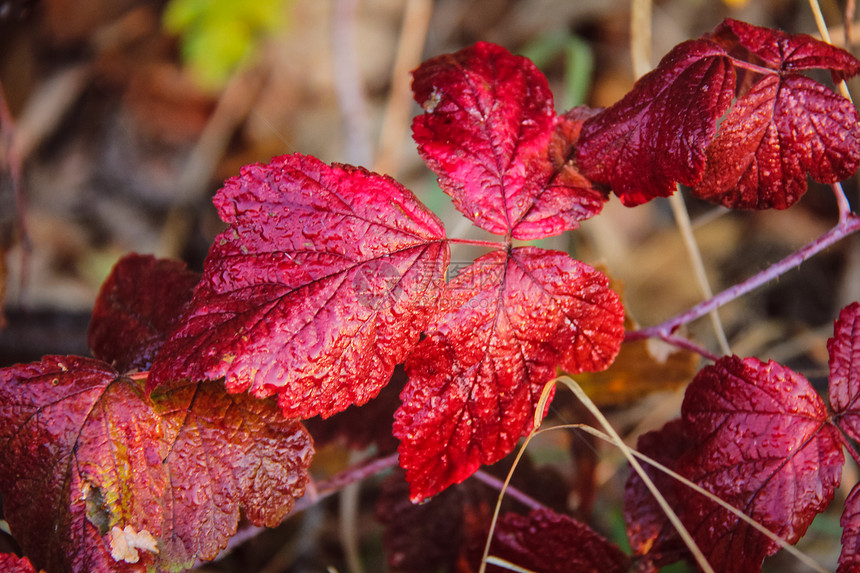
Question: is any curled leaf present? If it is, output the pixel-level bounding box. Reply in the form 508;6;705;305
576;38;734;206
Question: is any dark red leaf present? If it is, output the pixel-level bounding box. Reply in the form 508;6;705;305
677;355;844;573
486;509;629;573
375;470;472;573
575;39;735;206
394;247;623;502
829;302;860;441
624;419;695;571
149;153;449;419
412;42;606;239
0;356;312;573
714;18;860;78
839;482;860;572
0;554;42;573
88;253;200;372
693;73;860;209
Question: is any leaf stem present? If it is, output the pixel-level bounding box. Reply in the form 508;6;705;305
624;330;721;362
629;214;860;341
836;426;860;467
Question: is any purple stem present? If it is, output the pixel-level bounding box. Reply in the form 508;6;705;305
629;213;860;342
472;469;546;511
625;329;721;362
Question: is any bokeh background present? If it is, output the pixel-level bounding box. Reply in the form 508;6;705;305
1;0;858;571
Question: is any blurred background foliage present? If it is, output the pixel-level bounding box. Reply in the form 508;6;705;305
0;0;858;571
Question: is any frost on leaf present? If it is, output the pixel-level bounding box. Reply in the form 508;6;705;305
0;356;313;573
677;356;844;573
394;247;623;502
693;19;860;209
109;525;158;564
575;38;735;206
624;419;694;571
828;302;860;441
486;509;629;573
412;42;606;239
88;253;200;372
149;153;449;419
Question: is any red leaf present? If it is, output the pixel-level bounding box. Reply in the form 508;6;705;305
150;381;312;566
0;356;312;573
677;355;844;573
412;42;606;239
624;419;695;571
149;153;449;419
487;509;629;573
839;482;860;572
693;73;860;209
829;302;860;441
88;253;200;372
394;247;623;502
0;554;42;573
714;18;860;78
575;39;735;206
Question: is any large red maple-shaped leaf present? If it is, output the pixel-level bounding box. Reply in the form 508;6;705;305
88;253;200;372
676;355;844;573
575;38;735;206
412;42;606;239
394;247;623;502
0;356;312;573
149;153;449;419
486;509;629;572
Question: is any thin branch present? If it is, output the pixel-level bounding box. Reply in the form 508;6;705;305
630;214;860;340
624;329;721;362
